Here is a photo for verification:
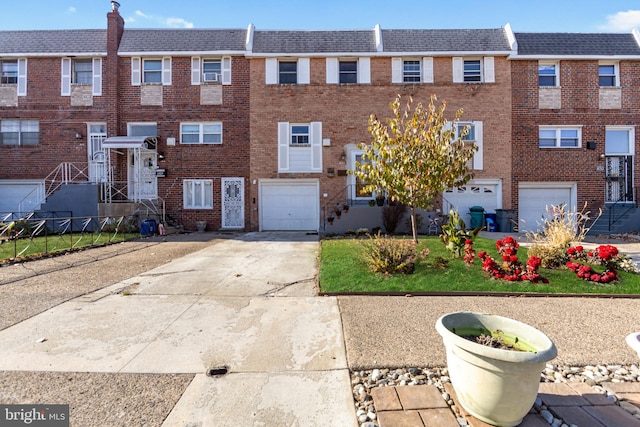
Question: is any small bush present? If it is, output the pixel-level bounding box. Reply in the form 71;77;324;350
382;204;407;234
362;233;429;275
526;203;600;269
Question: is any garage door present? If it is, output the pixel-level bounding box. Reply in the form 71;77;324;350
260;180;319;231
443;181;500;227
518;184;575;232
0;181;44;215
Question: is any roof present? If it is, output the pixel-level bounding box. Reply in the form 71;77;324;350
514;32;640;56
102;136;157;150
252;30;376;54
0;30;107;55
118;29;247;54
382;29;512;53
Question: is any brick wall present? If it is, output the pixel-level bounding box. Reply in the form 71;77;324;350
249;56;513;231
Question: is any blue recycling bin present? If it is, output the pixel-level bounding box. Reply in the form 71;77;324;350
140;219;157;236
485;213;497;232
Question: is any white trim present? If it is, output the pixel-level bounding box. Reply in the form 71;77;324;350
605;126;635;156
131;57;141;86
504;23;517;51
245;23;255;52
162;56;172;85
511;54;640;60
326;58;338;84
452;57;463;82
391;57;403;83
248;50;513;58
119;50;245;56
191;57;201;85
538;60;560;87
278;122;290;171
298;57;310;84
374;24;383;52
221;56;232;85
265;58;278;84
183;178;214;210
17;58;27;96
538;125;582;148
61;58;71;96
598;60;620;87
422;57;434;83
0;52;106;57
221;177;245;229
92;57;102;96
483;56;495;83
310;121;323;172
358;57;371;84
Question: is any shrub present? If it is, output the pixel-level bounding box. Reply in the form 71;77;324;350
477;236;547;283
526;203;600;269
440;210;482;258
382;204;407;234
361;233;429;275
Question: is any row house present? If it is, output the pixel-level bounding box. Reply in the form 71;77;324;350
2;1;640;234
511;31;640;232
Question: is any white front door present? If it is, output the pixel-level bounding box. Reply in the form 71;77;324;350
128;150;157;200
222;177;244;229
87;123;108;183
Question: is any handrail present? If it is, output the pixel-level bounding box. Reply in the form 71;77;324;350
321;183;354;226
608;186;635;232
17;162;89;214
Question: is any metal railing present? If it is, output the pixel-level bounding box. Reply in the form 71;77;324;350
0;214;141;262
17;162;90;213
607;186;638;232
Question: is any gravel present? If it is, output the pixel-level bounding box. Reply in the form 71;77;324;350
350;364;640;427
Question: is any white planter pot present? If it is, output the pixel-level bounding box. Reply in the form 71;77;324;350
626;332;640;358
436;312;557;427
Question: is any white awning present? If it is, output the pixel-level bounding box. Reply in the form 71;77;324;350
102;136;157;149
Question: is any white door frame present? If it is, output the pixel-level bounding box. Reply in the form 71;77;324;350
127;149;158;201
87;123;108;183
221;177;245;229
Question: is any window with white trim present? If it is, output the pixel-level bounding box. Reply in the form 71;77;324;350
202;59;222;83
278;61;297;84
266;58;309;85
1;60;17;84
605;127;634;155
403;60;421;82
128;122;157;137
183;179;213;209
278;121;322;172
0;119;39;146
143;59;162;83
452;57;494;83
290;125;309;145
339;61;357;84
180;123;222;144
73;59;93;84
539;126;581;148
463;59;481;82
599;63;618;87
539;62;558;87
455;121;483;170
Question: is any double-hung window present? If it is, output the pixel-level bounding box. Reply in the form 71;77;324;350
539;62;558;87
403;60;421;83
0;120;39;146
599;64;618;87
180;123;222;144
339;61;357;84
202;59;222;83
278;61;297;84
143;59;162;83
1;60;17;84
290;125;309;145
463;60;482;82
539;126;581;148
455;121;483;170
73;59;93;84
183;179;213;209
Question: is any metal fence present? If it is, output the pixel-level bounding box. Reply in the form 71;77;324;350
0;214;141;262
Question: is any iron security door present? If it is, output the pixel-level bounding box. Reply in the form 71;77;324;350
605;156;633;203
222;177;244;228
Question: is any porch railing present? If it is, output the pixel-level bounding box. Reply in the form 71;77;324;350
18;162;89;214
607;186;637;232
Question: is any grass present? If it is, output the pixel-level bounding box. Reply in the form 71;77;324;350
319;236;640;295
0;232;140;263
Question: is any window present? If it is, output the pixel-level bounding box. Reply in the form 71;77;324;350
539;63;558;87
456;122;475;141
455;122;482;169
539;127;581;148
1;60;17;84
599;64;617;87
339;61;357;84
605;127;633;155
403;60;421;83
73;59;93;84
279;61;297;84
128;123;157;137
202;59;221;82
290;125;309;145
0;120;39;145
183;179;213;209
463;60;482;82
180;123;222;144
143;59;162;83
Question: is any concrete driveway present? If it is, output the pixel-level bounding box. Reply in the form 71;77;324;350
0;232;357;427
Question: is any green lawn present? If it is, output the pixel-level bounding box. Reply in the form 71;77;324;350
319;236;640;295
0;232;140;263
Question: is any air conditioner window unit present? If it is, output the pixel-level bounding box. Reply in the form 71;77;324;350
203;72;219;82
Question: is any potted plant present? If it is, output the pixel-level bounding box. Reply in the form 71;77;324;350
436;312;557;427
375;195;385;206
327;215;335;225
334;208;342;218
368;200;376;207
342;203;349;213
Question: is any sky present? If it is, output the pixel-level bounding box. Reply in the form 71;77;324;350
1;1;640;33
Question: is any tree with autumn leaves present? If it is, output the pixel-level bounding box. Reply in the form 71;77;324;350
351;94;477;243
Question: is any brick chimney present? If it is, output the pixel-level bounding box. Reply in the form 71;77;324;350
106;1;125;136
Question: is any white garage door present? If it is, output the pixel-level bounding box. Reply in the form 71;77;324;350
443;181;500;227
518;184;575;232
0;181;44;216
260;179;319;231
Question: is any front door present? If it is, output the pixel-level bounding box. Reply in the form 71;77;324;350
222;177;244;228
605;127;635;203
87;123;108;182
605;155;633;203
128;150;157;200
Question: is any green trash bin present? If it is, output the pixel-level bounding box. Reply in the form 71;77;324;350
469;206;485;229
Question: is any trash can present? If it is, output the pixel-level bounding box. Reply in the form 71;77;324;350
485;213;497;232
140;219;157;236
469;206;485;229
496;209;516;233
